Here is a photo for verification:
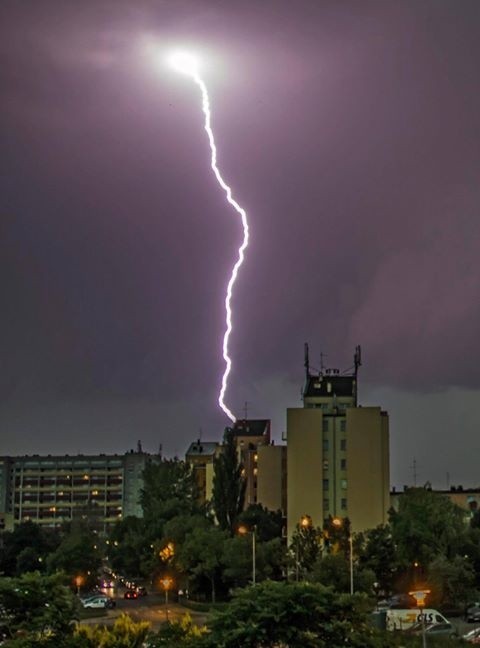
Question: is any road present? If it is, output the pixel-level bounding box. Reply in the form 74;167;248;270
79;590;208;632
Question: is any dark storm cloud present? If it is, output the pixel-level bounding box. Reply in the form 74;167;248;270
1;0;480;486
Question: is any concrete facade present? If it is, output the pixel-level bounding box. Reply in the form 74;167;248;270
0;448;158;533
287;366;390;539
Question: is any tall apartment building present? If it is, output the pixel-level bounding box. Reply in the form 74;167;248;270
0;445;159;533
287;346;389;539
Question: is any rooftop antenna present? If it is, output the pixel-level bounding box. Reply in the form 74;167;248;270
412;458;418;486
304;342;310;378
354;345;362;377
243;401;249;421
320;351;326;375
137;440;143;454
353;345;362;405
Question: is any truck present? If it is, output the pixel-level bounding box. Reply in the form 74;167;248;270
386;608;449;631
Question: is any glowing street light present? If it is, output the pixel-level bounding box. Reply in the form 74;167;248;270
160;576;174;621
409;589;431;648
332;517;354;595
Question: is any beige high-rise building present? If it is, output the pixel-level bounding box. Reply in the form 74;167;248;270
287;347;389;539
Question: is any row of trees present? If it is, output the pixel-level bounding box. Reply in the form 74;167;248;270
0;571;450;648
1;433;480;609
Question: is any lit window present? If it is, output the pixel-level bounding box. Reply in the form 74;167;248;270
323;460;329;470
341;479;348;490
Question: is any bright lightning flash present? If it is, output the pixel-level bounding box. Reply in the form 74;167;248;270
169;51;249;423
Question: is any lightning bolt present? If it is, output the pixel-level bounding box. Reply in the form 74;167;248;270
170;52;249;423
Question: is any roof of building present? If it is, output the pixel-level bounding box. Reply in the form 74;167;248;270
185;441;219;456
231;419;270;437
303;373;355;398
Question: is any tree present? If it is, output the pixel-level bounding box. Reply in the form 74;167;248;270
176;524;228;602
389;487;467;567
107;516;149;578
311;554;376;594
205;581;393;648
0;521;60;576
222;536;285;587
0;572;79;642
140;459;198;534
212;429;246;533
357;524;398;595
46;522;102;586
237;504;283;542
146;614;207;647
75;613;149;648
428;555;477;609
289;517;320;578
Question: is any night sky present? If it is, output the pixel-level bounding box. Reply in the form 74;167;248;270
1;0;480;489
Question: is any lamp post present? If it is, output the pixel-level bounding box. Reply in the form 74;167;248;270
238;525;256;585
332;517;353;595
159;576;173;621
295;515;312;582
409;589;430;648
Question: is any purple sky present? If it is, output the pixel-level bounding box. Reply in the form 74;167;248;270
1;0;480;488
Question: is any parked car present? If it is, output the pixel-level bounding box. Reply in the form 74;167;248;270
464;627;480;643
467;605;480;622
82;596;116;609
136;586;148;597
124;589;138;600
410;622;457;638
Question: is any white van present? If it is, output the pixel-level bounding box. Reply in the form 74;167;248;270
386;608;449;631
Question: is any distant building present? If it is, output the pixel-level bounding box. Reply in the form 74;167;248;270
287;346;390;539
390;484;480;520
185;440;220;505
230;419;287;514
0;445;159;533
185;420;287;515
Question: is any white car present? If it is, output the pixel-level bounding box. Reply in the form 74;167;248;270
82;596;115;609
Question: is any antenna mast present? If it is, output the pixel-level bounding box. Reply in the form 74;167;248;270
304;342;310;378
353;345;362;406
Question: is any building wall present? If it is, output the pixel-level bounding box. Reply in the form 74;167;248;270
287;408;324;539
287;402;390;540
257;445;286;514
347;407;390;532
0;451;157;533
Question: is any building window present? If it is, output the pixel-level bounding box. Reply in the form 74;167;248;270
323;498;329;510
322;419;329;433
341;498;347;510
323;460;329;470
323;479;329;491
340;439;346;451
340;419;346;432
323;439;329;451
340;458;347;470
341;479;348;490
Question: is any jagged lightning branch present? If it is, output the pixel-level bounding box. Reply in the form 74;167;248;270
169;52;249;423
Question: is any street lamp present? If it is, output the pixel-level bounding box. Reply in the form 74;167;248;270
409;589;430;648
294;515;312;582
332;517;353;595
159;576;173;621
238;524;256;585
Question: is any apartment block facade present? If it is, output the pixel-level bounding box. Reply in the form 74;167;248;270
287;356;389;539
0;447;158;533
